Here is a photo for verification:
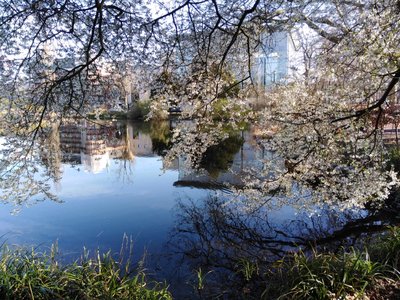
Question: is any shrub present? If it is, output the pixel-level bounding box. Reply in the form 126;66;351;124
128;101;152;120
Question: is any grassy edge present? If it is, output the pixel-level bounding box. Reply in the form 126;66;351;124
1;227;399;299
260;226;400;299
0;240;171;300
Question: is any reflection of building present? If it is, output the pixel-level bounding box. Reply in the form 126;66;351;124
59;121;156;173
60;121;113;173
81;153;110;174
127;126;154;157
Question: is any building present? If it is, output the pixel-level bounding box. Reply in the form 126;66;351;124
252;31;303;88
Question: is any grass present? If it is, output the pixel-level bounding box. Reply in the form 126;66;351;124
259;227;400;299
369;226;400;270
278;250;388;299
0;241;171;300
1;227;399;299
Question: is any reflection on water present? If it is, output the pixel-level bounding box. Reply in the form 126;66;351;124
59;120;156;173
175;130;271;191
56;120;266;187
1;120;261;281
168;194;400;298
0;119;397;298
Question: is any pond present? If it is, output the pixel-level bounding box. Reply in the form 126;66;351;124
0;119;395;298
1;121;196;250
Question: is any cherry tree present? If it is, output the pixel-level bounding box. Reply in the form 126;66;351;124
0;0;399;209
151;0;400;209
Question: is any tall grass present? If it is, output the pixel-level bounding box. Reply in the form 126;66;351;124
260;227;400;299
2;227;399;299
369;226;400;270
0;240;171;300
279;249;388;300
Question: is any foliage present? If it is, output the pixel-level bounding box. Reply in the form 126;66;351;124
210;98;250;123
0;243;171;300
264;227;400;299
149;71;182;99
248;83;399;210
0;0;399;210
262;229;400;299
154;0;400;210
87;111;128;120
2;2;400;298
172;193;400;298
387;147;400;173
127;100;152;120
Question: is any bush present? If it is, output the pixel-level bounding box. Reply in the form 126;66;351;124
387;146;400;173
127;101;152;120
127;101;168;120
210;98;250;123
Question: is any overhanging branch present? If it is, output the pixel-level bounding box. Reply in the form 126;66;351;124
332;68;400;123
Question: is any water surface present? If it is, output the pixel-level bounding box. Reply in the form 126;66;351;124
0;119;389;297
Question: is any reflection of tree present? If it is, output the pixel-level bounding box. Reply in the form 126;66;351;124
121;124;134;161
126;120;172;155
115;158;134;184
200;134;243;178
169;195;399;298
115;123;135;183
169;196;299;298
0;129;63;211
1;119;169;207
150;121;171;155
1;120;138;208
40;123;63;185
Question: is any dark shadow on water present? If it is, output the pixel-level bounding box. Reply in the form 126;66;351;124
159;195;400;299
200;134;244;178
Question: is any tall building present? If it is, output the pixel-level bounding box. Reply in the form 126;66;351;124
252;31;303;88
